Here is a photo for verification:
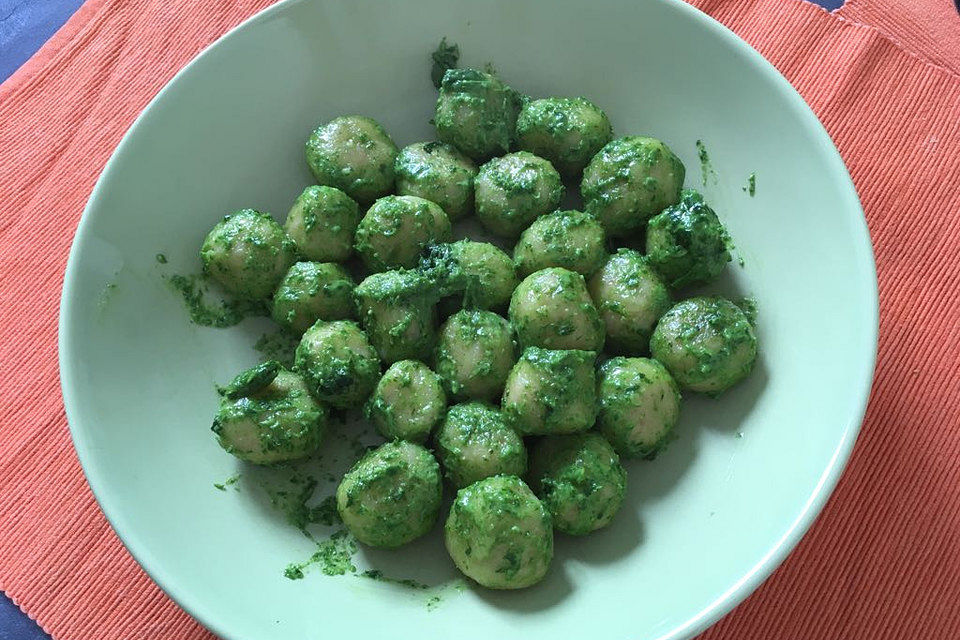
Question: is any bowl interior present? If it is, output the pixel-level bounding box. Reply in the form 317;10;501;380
60;1;877;639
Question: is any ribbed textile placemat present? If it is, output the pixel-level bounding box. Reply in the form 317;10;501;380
1;1;958;638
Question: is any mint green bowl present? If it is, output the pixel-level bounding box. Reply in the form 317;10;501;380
59;1;878;638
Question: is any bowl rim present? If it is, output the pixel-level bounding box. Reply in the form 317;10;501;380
58;0;879;638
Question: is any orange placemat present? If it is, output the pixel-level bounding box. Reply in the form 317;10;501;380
1;1;958;638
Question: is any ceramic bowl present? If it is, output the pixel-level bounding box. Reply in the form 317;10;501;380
60;1;878;638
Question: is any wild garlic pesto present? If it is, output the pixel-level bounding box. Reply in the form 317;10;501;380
212;366;327;464
294;319;381;408
501;347;598;435
419;240;518;311
509;267;605;351
336;441;442;548
474;151;563;237
305;115;398;204
650;296;757;394
597;357;681;458
366;360;446;444
354;269;438;365
513;209;607;278
588;248;672;354
283;185;360;263
516;97;613;178
434;309;516;402
200;209;296;301
581;136;685;237
435;402;526;488
529;432;626;535
271;262;355;335
395;142;477;220
444;475;553;590
355;195;452;272
645;189;732;289
434;68;523;161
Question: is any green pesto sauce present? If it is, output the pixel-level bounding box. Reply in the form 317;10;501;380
259;472;341;533
166;273;264;328
737;296;758;326
223;361;281;399
359;569;429;590
254;330;298;368
430;38;460;89
695;139;718;186
743;172;756;196
155;253;168;264
284;528;358;580
213;473;240;492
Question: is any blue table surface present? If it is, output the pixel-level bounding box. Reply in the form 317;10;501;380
0;0;844;637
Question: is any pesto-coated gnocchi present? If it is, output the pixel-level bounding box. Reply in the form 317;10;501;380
354;269;437;364
395;142;477;220
581;136;685;237
355;195;452;272
529;432;626;535
366;360;446;444
212;363;327;464
435;68;522;161
420;240;518;311
588;249;672;354
509;267;605;351
597;357;681;458
646;189;732;289
513;209;606;278
501;347;597;435
650;296;757;394
200;209;296;301
444;475;553;589
516;97;613;178
283;185;359;263
475;152;563;237
434;309;515;401
294;320;381;408
305;115;398;204
435;402;526;489
271;262;355;335
337;441;442;548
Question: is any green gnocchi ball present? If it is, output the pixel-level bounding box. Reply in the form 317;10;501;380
475;152;563;238
212;365;327;465
355;195;452;272
271;262;355;335
294;320;381;408
501;347;597;435
366;360;446;444
587;249;672;354
650;297;757;394
434;68;523;161
581;136;685;237
337;441;442;548
509;267;605;351
516;97;613;178
420;240;518;311
435;402;527;489
444;475;553;589
395;142;477;220
200;209;296;301
435;309;516;401
305;115;398;204
513;210;606;278
529;433;626;535
354;269;437;365
646;189;732;289
597;357;681;458
283;185;359;263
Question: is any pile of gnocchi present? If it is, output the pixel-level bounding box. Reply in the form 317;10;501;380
203;61;757;590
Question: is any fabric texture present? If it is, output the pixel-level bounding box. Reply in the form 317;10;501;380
0;0;958;638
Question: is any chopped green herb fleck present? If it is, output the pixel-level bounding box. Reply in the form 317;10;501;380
430;38;460;89
166;273;264;328
695;139;718;186
742;172;756;196
155;253;168;264
254;330;298;368
213;473;240;491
